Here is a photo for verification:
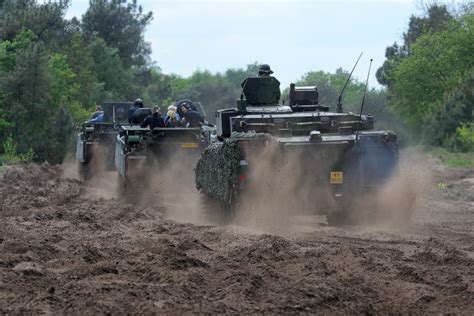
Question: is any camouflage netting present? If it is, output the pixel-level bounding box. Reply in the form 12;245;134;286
195;132;273;203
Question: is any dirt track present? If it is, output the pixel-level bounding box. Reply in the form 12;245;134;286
0;154;473;314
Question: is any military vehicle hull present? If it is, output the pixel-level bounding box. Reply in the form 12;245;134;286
115;126;211;200
195;130;398;224
195;74;400;225
76;123;117;179
75;102;133;180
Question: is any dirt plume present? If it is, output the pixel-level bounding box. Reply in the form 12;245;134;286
234;143;326;232
134;150;207;224
62;146;119;199
371;151;432;227
233;146;434;232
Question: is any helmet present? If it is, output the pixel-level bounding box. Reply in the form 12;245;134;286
134;98;144;107
258;64;273;75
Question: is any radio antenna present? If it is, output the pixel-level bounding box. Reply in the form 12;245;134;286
336;52;363;113
359;58;373;123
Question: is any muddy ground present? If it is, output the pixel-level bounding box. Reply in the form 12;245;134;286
0;152;473;314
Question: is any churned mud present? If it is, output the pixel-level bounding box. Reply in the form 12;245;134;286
0;152;473;314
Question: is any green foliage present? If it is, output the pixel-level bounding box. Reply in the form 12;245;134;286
391;15;474;131
454;123;474;152
47;106;74;164
0;0;154;163
0;29;53;160
377;3;474;152
63;32;105;108
82;0;153;67
2;0;467;165
49;53;79;107
164;64;260;122
376;4;454;87
292;69;407;136
0;0;69;43
293;68;365;111
423;71;473;150
430;147;474;168
2;135;35;164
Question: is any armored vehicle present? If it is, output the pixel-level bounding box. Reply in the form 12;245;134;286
115;100;213;199
195;74;399;225
76;102;132;179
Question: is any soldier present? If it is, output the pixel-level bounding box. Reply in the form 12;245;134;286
240;64;281;104
258;64;274;77
128;99;144;124
141;106;165;129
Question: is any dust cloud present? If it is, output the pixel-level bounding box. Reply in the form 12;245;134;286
142;150;207;225
64;142;432;234
234;142;330;233
62;145;119;199
231;145;431;233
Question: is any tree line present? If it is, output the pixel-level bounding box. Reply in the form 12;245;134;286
0;0;472;164
376;3;473;152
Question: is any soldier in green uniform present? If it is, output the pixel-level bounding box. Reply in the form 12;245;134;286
240;64;281;105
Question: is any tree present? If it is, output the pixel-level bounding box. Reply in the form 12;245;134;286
423;71;474;150
0;30;52;160
62;32;105;111
0;0;70;45
88;37;130;99
149;64;262;122
376;4;454;87
294;69;365;111
82;0;153;67
390;14;474;131
48;106;74;163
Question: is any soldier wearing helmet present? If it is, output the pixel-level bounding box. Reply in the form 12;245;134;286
240;64;281;105
258;64;274;77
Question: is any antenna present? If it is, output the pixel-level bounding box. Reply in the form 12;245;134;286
336;52;363;113
359;58;373;123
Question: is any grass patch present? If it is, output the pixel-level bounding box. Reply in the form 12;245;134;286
430;147;474;168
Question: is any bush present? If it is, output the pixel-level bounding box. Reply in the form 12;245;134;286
455;122;474;152
423;71;474;150
2;135;36;164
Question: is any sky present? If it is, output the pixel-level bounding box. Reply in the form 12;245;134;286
63;0;423;88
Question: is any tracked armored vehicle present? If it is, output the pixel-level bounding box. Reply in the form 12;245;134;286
195;74;399;225
76;102;132;179
115;101;213;199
